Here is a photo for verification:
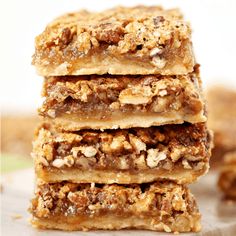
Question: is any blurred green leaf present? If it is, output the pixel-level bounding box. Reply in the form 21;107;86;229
0;153;33;173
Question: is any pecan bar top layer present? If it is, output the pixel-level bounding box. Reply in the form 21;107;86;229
30;181;201;232
33;6;195;76
32;122;212;184
40;67;206;131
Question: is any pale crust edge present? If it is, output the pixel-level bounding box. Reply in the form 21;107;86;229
46;112;207;131
31;214;201;232
36;166;209;184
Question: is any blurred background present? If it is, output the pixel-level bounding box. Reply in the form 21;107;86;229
1;0;236;172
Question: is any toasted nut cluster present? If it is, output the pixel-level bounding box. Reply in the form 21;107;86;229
52;155;74;168
151;56;167;68
72;146;97;158
146;149;167;168
129;134;146;154
182;159;192;170
119;86;153;105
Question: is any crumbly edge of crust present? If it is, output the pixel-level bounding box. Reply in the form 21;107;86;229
31;212;201;232
35;167;209;185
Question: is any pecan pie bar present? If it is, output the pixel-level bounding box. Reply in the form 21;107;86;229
32;122;212;184
207;87;236;166
30;181;201;232
39;66;206;131
33;6;195;76
218;151;236;198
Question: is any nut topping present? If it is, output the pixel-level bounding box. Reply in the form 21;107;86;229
119;86;153;105
72;146;97;158
146;149;167;168
129;134;146;154
150;47;163;57
151;56;166;68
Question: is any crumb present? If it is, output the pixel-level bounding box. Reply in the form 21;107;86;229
11;214;22;220
0;184;3;193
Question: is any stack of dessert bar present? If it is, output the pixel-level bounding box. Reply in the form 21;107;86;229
30;6;212;233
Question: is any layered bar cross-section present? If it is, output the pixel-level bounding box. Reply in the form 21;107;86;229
39;66;206;131
32;122;212;184
33;6;195;76
30;181;201;232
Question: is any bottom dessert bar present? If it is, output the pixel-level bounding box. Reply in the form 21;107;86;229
218;151;236;199
32;123;212;184
30;181;201;232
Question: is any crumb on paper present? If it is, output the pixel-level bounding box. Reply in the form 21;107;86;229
0;183;3;193
11;214;22;220
224;198;236;205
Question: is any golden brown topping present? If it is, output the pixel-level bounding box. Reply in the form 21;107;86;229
32;122;211;174
34;6;190;56
30;181;199;219
32;6;195;77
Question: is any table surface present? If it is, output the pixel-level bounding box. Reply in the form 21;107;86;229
1;169;236;236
